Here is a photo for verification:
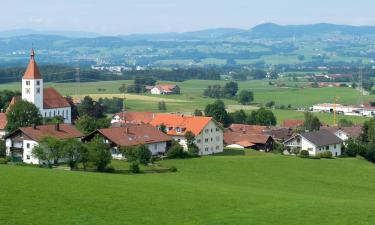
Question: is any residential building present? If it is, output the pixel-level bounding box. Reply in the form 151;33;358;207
5;124;83;164
321;125;363;141
0;113;6;139
224;131;274;151
21;49;72;123
82;124;172;159
111;112;156;125
284;130;343;157
150;114;223;155
150;84;180;95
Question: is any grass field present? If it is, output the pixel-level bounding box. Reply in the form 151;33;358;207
1;79;373;125
1;151;375;225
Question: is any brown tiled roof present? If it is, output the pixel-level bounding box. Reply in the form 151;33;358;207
229;124;270;134
86;124;171;147
150;114;213;136
6;96;21;114
0;113;7;130
224;130;272;145
23;49;42;80
43;87;71;109
6;124;83;142
282;120;304;128
114;112;156;124
265;128;294;141
321;125;363;139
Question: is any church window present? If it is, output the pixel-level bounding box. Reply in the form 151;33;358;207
36;88;40;94
25;88;30;94
36;81;40;86
26;81;30;86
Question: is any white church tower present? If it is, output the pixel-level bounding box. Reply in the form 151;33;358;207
22;49;44;110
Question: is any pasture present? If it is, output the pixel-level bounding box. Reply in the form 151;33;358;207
1;151;375;225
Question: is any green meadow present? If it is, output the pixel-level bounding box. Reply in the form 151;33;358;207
1;79;373;125
1;151;375;225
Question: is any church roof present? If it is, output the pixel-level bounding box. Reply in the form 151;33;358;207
23;49;42;80
43;87;71;109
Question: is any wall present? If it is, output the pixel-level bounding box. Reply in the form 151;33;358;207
42;107;72;124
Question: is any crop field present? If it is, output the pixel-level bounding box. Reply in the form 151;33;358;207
1;151;375;225
1;79;373;125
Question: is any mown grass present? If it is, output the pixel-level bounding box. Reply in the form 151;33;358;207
1;152;375;225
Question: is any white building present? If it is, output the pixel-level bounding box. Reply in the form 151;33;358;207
284;130;343;157
82;124;172;159
150;114;224;155
149;85;179;95
0;113;6;139
312;103;375;117
4;124;83;164
21;49;72;123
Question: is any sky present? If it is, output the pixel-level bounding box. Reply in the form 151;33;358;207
1;0;375;35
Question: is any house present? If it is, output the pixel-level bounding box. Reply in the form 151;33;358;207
111;112;156;125
82;124;172;159
149;114;223;155
5;124;84;164
265;127;295;142
284;130;343;157
150;85;180;95
224;131;274;151
321;125;363;141
0;113;7;138
20;49;72;123
282;120;304;129
229;124;270;134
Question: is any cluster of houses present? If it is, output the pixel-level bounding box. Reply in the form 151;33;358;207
312;103;375;117
0;49;365;164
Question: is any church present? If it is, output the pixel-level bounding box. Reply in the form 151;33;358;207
21;49;72;124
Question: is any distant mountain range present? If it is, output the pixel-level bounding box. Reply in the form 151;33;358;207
1;23;375;40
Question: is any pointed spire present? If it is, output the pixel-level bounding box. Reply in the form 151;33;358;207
23;48;42;79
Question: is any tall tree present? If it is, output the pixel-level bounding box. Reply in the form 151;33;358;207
223;81;238;98
76;115;110;135
238;90;254;105
6;100;43;132
86;136;111;172
204;100;230;127
78;96;106;119
32;136;63;166
303;112;321;132
246;108;277;126
61;138;87;170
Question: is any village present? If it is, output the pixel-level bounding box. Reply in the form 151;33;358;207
0;50;366;169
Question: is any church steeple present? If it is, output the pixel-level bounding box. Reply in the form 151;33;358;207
23;48;42;79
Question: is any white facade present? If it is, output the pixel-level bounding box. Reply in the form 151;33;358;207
5;138;39;164
42;107;71;124
172;121;224;156
109;141;168;160
150;87;162;95
284;135;342;157
22;78;44;110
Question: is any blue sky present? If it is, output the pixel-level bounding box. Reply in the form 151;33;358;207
1;0;374;35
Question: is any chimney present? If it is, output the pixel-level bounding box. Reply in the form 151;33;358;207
55;123;60;131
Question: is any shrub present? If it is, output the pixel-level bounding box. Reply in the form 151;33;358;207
169;166;178;172
0;158;8;164
167;141;188;159
129;162;140;174
292;148;300;155
299;150;309;158
319;151;333;159
272;142;284;154
104;166;116;173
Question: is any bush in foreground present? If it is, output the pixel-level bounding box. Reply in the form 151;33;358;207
299;150;309;158
129;162;140;174
319;151;333;159
0;158;8;164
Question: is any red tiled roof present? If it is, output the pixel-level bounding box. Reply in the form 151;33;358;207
150;114;213;136
23;49;42;80
6;124;84;142
114;112;156;124
282;120;304;128
154;84;177;93
0;113;7;130
88;124;171;147
43;87;71;109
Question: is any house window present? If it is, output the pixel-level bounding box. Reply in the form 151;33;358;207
216;136;220;141
205;129;209;133
26;155;30;160
211;138;213;142
205;138;209;143
49;111;51;117
176;127;181;133
197;139;201;143
36;88;40;94
216;128;219;132
326;146;329;150
334;144;336;149
216;146;219;150
205;147;209;152
26;81;30;85
27;143;30;148
154;144;157;150
211;128;213;133
36;81;40;86
25;88;30;94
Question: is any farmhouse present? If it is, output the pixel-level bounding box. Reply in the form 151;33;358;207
224;131;274;151
321;125;363;141
82;124;172;159
150;114;223;155
284;130;343;157
149;84;180;95
20;49;72;123
4;124;83;164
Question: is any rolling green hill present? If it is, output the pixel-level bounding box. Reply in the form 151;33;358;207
1;151;375;225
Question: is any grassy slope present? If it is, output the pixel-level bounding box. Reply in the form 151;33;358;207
1;152;375;225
